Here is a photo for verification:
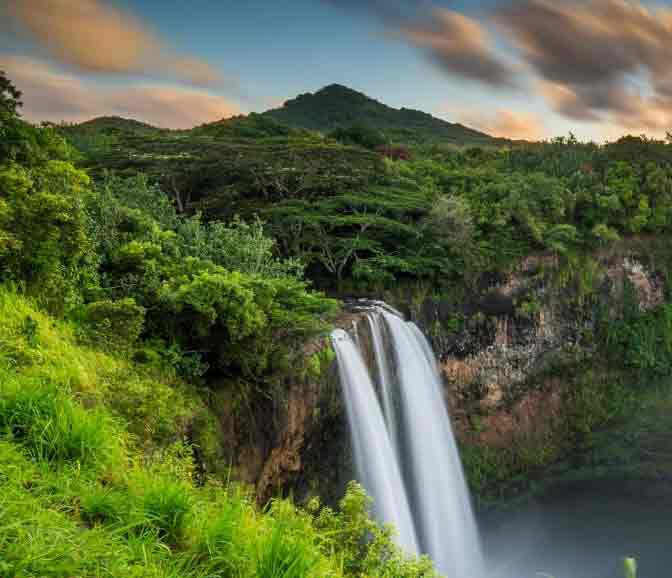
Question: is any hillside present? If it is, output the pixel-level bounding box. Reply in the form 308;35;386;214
61;115;163;135
263;84;500;146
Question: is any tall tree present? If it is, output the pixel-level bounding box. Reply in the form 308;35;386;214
0;70;22;119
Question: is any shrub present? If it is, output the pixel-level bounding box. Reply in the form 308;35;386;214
189;499;249;577
79;298;145;349
0;160;94;312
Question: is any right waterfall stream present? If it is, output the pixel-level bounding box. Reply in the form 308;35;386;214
332;306;484;578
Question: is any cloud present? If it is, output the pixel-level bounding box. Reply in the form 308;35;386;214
495;0;672;130
452;107;546;140
2;56;239;129
325;2;515;88
403;9;516;87
4;0;221;86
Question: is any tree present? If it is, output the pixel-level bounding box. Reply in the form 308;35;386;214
0;70;22;118
329;124;387;150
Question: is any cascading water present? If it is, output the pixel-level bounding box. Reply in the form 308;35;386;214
331;308;484;578
384;311;484;578
366;312;399;454
331;329;420;555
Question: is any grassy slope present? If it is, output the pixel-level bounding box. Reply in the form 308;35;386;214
0;289;343;578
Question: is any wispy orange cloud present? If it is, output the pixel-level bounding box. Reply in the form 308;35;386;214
403;9;516;88
450;107;546;141
4;0;222;86
496;0;672;130
2;56;239;129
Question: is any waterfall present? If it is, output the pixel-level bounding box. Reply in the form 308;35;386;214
366;312;399;454
331;309;484;578
331;329;420;555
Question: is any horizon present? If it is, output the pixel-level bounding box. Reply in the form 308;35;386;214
3;0;672;142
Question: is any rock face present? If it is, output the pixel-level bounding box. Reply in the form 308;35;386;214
398;249;664;461
211;243;667;503
209;314;365;505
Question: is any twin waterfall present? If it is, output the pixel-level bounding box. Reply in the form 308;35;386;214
332;307;484;578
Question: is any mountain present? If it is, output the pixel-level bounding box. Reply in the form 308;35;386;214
263;84;499;146
62;86;499;147
61;115;162;135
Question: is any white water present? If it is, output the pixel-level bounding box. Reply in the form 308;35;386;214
384;312;484;578
331;329;420;555
366;312;399;455
331;309;484;578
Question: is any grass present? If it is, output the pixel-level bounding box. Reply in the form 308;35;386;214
0;287;200;452
0;375;122;467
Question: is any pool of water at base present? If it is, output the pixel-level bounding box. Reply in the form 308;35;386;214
480;480;672;578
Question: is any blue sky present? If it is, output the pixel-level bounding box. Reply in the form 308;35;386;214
3;0;672;140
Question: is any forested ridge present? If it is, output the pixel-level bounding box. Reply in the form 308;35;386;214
3;67;672;577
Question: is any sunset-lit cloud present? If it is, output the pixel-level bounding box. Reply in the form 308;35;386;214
450;107;547;141
403;9;516;88
4;0;222;86
2;56;239;128
495;0;672;132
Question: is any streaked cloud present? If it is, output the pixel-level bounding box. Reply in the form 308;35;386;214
2;56;239;128
324;2;515;88
403;9;516;88
496;0;672;131
4;0;222;86
452;107;546;141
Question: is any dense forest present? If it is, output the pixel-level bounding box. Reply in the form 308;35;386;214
3;67;672;576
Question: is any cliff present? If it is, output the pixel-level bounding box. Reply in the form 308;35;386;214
204;238;672;506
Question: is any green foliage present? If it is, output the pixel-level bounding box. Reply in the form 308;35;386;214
0;287;200;449
158;265;337;378
0;305;437;578
330;124;388;150
311;481;437;577
137;474;193;544
0;376;122;468
0;160;94;311
254;512;323;578
0;70;22;117
79;298;145;349
176;214;304;278
194;112;313;140
266;83;496;146
604;301;672;377
624;558;638;578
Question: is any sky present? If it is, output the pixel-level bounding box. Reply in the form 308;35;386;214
2;0;672;141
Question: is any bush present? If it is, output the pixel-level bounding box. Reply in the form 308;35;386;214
79;298;145;349
255;522;322;578
0;160;94;312
157;266;337;378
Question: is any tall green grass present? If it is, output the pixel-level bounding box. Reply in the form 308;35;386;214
0;376;123;468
